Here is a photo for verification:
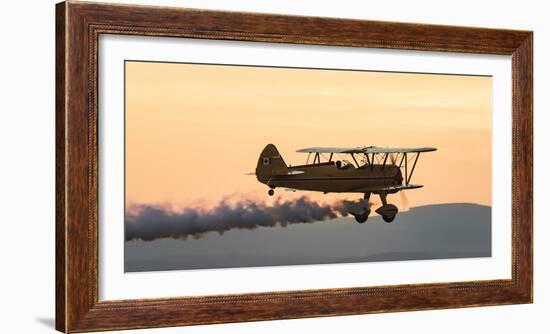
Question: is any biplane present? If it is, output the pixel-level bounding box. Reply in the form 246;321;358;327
254;144;436;223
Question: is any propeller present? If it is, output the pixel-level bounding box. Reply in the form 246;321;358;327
390;153;410;210
399;190;410;210
389;153;397;165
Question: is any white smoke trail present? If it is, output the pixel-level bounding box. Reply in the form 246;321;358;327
125;196;364;241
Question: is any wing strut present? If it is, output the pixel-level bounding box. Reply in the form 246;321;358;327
404;153;408;185
351;153;359;167
398;153;406;168
382;153;389;170
405;152;421;185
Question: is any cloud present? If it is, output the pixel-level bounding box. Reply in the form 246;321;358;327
125;196;364;241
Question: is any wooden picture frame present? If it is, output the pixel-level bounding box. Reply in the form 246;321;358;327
56;1;533;332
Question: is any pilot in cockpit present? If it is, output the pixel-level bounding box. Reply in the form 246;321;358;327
335;160;354;169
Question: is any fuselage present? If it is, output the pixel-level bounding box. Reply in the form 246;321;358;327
259;162;403;194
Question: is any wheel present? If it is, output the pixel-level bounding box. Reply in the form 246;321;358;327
353;209;370;223
375;204;398;223
382;214;396;223
354;214;368;223
268;189;274;196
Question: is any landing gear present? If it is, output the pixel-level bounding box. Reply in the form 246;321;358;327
349;192;400;224
352;208;370;223
375;204;398;223
375;193;398;223
352;192;371;223
268;189;274;196
382;214;396;223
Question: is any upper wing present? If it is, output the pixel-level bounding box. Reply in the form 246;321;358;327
296;147;366;154
362;146;437;154
296;146;437;154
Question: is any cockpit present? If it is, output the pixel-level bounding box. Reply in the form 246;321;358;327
291;151;360;170
335;160;355;169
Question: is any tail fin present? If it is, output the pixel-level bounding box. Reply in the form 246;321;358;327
256;144;287;184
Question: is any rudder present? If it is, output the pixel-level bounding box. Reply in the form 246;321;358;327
256;144;287;183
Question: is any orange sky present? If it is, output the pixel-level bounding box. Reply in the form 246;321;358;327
125;61;492;209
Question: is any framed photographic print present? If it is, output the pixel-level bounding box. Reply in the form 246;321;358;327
56;1;533;332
